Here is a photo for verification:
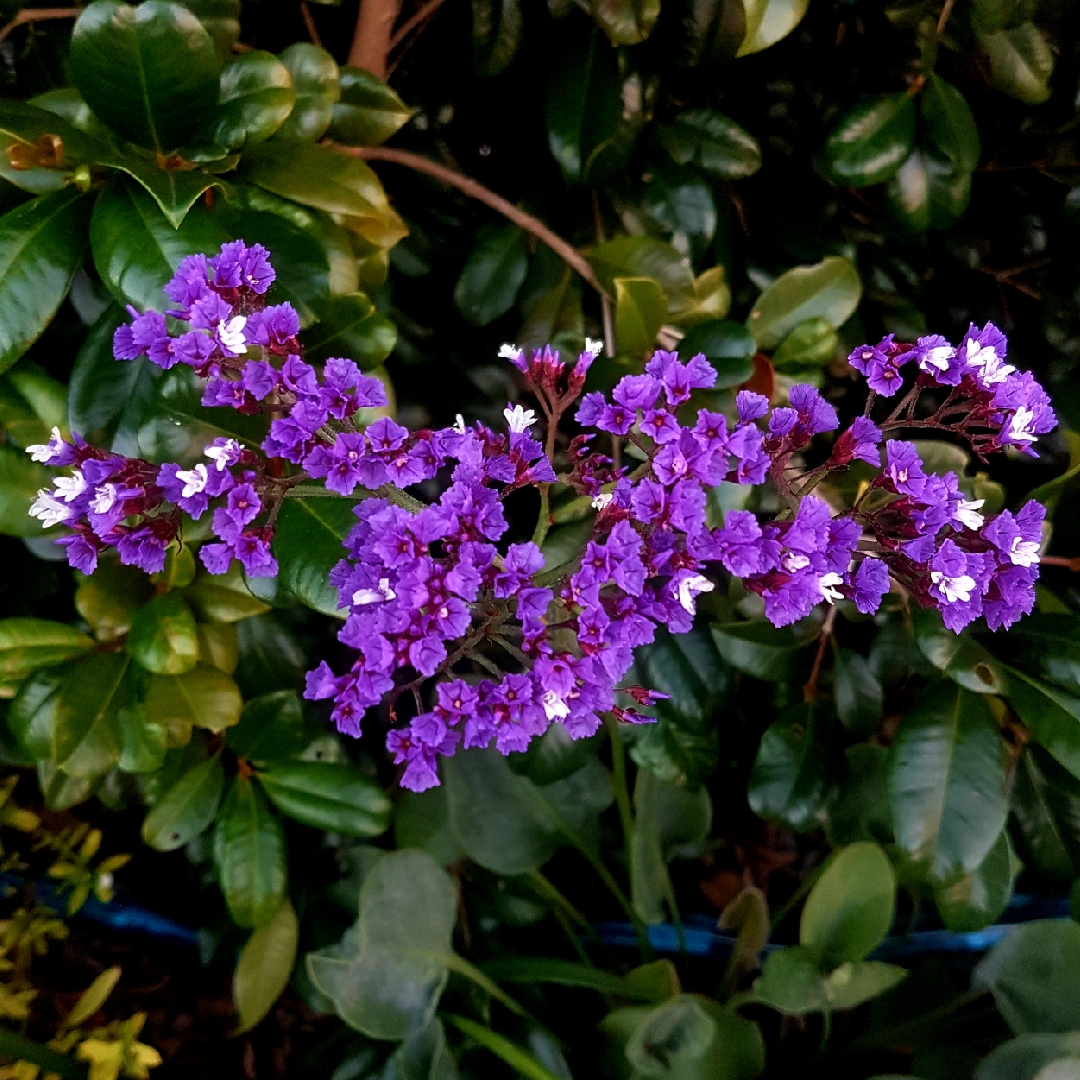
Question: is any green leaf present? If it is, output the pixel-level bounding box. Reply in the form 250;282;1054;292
614;276;667;355
0;365;67;449
711;620;806;681
226;690;306;762
454;222;529;327
52;653;133;779
833;648;883;738
886;150;932;233
995;614;1080;697
233;616;305;698
184;564;270;623
921;75;981;174
999;664;1080;782
636;627;729;734
589;236;694;313
631;769;711;924
75;562;154;644
472;0;523;75
588;0;660;45
508;719;603;786
65;966;123;1030
442;1014;562;1080
0;445;53;537
801;842;896;967
673;266;731;327
9;668;66;760
0;187;93;374
141;752;225;850
746;256;862;350
329;67;413;147
973;920;1080;1034
478;957;660;1000
818;94;916;188
276;43;340;142
656;110;762;179
748;703;839;831
771;317;838;371
234;897;298;1034
887;681;1010;881
144;664;243;734
976;23;1053;105
127;591;200;675
69;1;222;152
101;153;221;229
257;760;391;837
205;51;296;150
1012;744;1080;882
90;175;229;312
737;0;811;56
0;618;93;680
307;849;456;1039
241;138;391;219
272;496;359;616
118;701;168;773
214;773;287;928
933;826;1020;933
678;319;756;388
444;749;611;875
826;744;893;847
754;946;827;1014
822;961;907;1010
624;717;719;790
395;784;465;868
301;292;396;367
976;1033;1080;1080
913;608;1006;695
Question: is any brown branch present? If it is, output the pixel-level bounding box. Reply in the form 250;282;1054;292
1041;555;1080;572
334;144;611;299
936;0;956;36
299;1;322;47
803;605;838;704
388;0;445;52
0;7;79;46
348;0;402;79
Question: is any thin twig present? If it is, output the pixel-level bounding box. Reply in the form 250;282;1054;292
1041;555;1080;572
388;0;445;51
592;192;615;356
299;1;322;47
348;0;402;78
803;605;838;703
334;145;610;299
0;7;79;46
936;0;956;36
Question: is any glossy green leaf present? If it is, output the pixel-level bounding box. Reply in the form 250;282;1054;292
184;564;271;623
90;175;228;312
754;946;827;1014
179;0;239;61
673;266;731;326
748;703;839;831
1012;744;1080;882
973;920;1080;1034
631;769;711;924
8;668;66;760
117;701;169;773
818;94;916;188
976;1033;1080;1080
977;23;1053;105
801;842;896;967
454;222;529;327
997;615;1080;697
69;1;222;152
257;760;391;837
0;618;93;681
234;897;298;1034
214;773;287;928
144;664;243;734
329;67;413;146
301;292;396;366
272;496;359;616
887;681;1009;881
826;744;893;847
933;826;1020;933
233;616;306;698
0;365;66;450
711;620;806;681
226;689;306;763
833;648;883;738
615;276;667;355
307;849;456;1039
0;100;111;166
589;0;659;45
678;319;756;387
657;110;762;179
1000;664;1080;782
128;591;200;675
100;152;221;229
141;752;225;850
746;256;862;350
276;43;339;142
51;653;134;779
624;716;719;790
508;720;603;786
206;51;296;150
37;759;94;812
0;187;93;374
444;748;611;875
771;317;838;371
913;608;1006;695
886;150;932;233
589;236;694;313
921;75;981;174
0;445;53;537
737;0;811;56
472;0;523;75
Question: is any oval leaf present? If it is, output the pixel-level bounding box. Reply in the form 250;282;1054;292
257;760;392;837
234;897;298;1034
454;222;529;327
141;752;225;850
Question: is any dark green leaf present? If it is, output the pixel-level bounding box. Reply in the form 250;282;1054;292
711;620;806;681
100;152;221;229
886;150;932;233
678;319;756;388
887;681;1009;881
184;564;271;623
913;608;1006;695
118;701;168;773
395;784;465;868
480;957;658;1000
614;276;667;355
973;920;1080;1034
144;664;243;734
276;43;339;142
748;703;840;831
233;615;305;698
214;773;287;928
1011;744;1080;882
656;110;762;179
933;826;1020;933
826;744;893;846
227;689;306;762
642;160;719;243
818;94;916;188
624;715;719;789
636;627;729;734
508;720;603;786
257;760;392;837
589;0;659;45
454;222;529;327
234;897;298;1034
127;591;200;675
0;100;111;165
75;562;153;645
206;51;296;150
69;1;222;152
472;0;523;75
833;648;883;738
976;1033;1080;1080
1000;664;1080;782
301;292;396;367
8;668;66;760
801;842;896;967
52;653;134;779
0;365;66;449
0;618;94;680
737;0;811;56
90;174;229;312
141;752;225;850
329;67;413;147
0;187;93;374
272;496;358;616
0;445;53;537
995;614;1080;697
589;236;694;313
179;0;240;62
746;256;862;350
921;75;980;174
771;317;838;371
976;23;1053;105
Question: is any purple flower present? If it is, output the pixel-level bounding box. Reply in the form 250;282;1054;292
612;374;660;412
304;433;367;495
789;384;838;436
883;440;927;497
736;391;769;423
899;334;961;385
848;335;909;396
850;557;889;614
210;240;275;293
245;303;300;349
831;416;881;467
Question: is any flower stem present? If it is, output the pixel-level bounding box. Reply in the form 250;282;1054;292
603;713;636;890
532;484;551;548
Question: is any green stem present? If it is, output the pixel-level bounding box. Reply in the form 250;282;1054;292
532;484;551;548
442;1014;564;1080
603;714;635;886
